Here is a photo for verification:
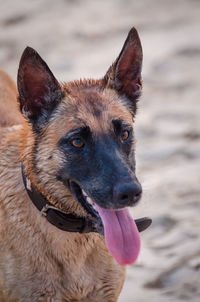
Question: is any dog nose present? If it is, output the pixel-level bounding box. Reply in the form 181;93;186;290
113;181;142;207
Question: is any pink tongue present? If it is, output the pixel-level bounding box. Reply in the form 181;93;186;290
95;206;140;266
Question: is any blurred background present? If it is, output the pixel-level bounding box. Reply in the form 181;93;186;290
0;0;200;301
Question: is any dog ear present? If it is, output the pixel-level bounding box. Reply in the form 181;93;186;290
17;47;64;126
104;27;143;113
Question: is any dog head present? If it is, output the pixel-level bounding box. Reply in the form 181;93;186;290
18;27;143;265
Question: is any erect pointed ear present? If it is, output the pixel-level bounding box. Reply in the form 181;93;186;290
17;47;64;126
104;27;143;113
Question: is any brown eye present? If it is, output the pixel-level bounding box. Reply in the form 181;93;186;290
121;130;129;142
71;138;84;148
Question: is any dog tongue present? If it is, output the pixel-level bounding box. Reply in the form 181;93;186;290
95;206;140;266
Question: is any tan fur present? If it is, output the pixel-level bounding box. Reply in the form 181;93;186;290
0;70;24;127
0;77;128;301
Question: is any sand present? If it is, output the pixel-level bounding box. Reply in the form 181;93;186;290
0;0;200;301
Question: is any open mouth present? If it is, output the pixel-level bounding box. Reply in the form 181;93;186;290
69;180;151;266
69;181;100;221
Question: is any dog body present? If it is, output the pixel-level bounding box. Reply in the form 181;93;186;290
0;28;143;301
0;92;125;302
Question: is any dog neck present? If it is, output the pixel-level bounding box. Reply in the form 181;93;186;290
21;164;104;235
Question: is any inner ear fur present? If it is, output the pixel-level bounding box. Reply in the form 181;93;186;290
17;47;64;127
103;27;143;113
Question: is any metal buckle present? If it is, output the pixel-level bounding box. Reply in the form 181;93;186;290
40;204;67;217
40;204;50;217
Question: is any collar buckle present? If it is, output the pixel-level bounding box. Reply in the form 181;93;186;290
40;204;49;217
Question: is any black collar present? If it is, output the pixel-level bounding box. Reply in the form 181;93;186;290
21;165;103;234
21;165;152;235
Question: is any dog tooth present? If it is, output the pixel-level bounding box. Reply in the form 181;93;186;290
86;197;92;204
87;197;93;204
82;189;87;197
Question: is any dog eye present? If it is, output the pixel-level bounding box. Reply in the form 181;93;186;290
121;130;129;142
71;138;84;148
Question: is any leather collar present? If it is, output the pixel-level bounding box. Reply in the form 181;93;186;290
21;165;152;235
21;165;104;234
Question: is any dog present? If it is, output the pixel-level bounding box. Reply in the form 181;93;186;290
0;27;151;302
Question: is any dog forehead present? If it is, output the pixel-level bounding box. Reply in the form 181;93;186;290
47;84;133;140
64;85;132;128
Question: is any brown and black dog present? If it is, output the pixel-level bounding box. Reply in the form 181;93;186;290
0;27;147;301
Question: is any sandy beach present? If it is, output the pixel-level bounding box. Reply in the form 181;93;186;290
0;0;200;301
